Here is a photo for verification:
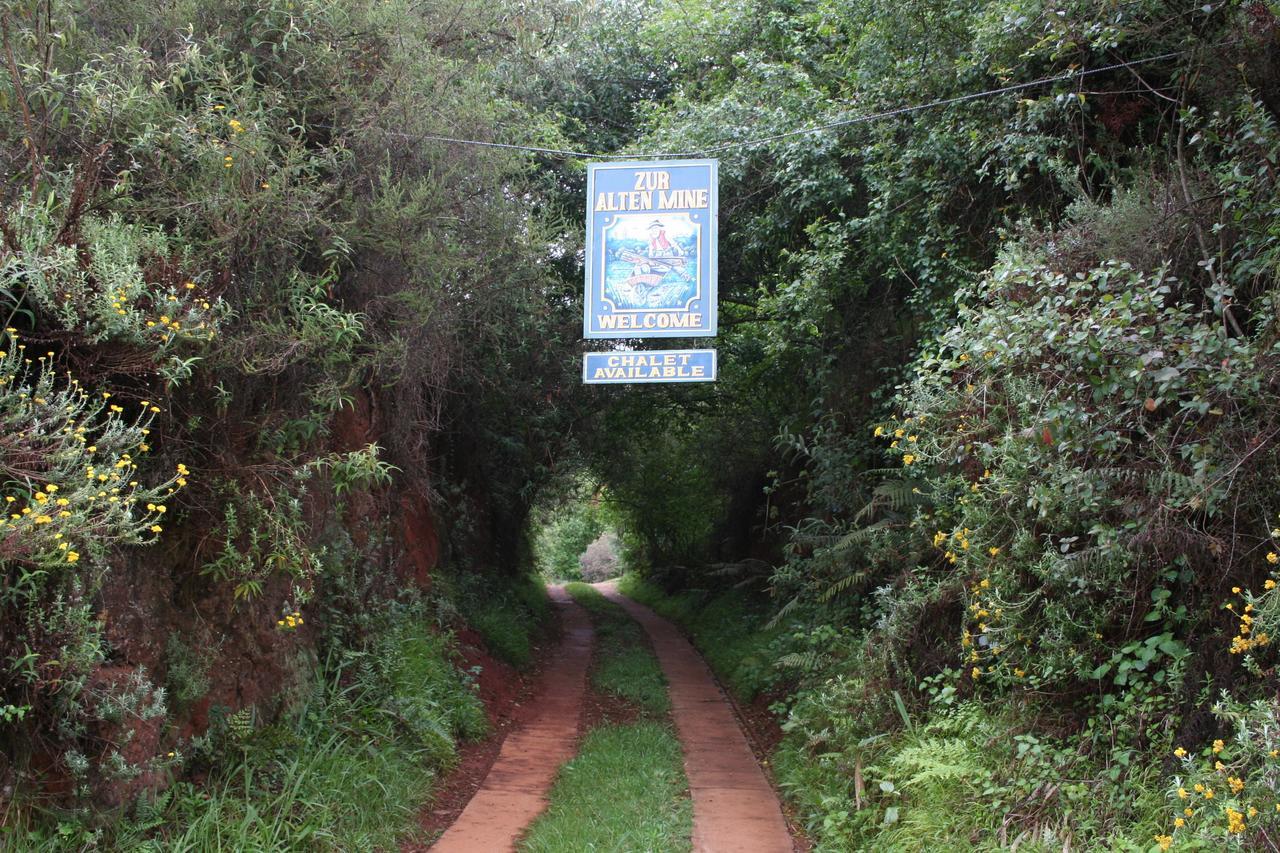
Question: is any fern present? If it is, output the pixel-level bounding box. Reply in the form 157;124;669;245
764;593;804;629
826;520;891;554
888;736;986;791
776;651;824;671
131;786;172;832
227;707;255;744
818;569;871;603
857;467;921;479
1056;545;1113;573
870;480;932;514
706;558;775;591
1096;466;1200;499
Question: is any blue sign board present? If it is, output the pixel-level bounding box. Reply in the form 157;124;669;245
583;349;717;384
584;160;718;339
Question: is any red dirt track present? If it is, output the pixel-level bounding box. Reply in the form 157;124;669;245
428;582;795;852
428;586;593;852
598;583;796;853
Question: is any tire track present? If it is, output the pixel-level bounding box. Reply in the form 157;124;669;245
597;582;796;853
430;586;593;852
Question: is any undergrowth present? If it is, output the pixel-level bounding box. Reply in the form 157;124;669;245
449;572;550;669
4;602;484;851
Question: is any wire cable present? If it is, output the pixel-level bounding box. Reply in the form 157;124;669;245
398;49;1188;161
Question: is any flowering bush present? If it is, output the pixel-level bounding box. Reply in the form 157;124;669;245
768;90;1280;849
1163;693;1280;849
871;251;1279;694
0;326;199;812
0;330;185;568
6;199;221;349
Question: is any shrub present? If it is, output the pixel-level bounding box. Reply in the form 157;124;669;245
533;497;604;581
453;572;549;670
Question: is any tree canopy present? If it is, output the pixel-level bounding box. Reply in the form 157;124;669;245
2;0;1280;848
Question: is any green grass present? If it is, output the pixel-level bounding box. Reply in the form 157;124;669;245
519;722;692;853
7;613;485;852
472;604;535;668
564;582;669;715
615;574;782;701
462;573;550;669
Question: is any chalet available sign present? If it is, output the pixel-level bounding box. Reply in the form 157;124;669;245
582;349;717;384
583;160;718;339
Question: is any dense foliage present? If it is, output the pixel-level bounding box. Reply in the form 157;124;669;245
540;0;1280;849
4;0;1280;848
0;0;570;840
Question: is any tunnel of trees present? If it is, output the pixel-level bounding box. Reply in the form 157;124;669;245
1;0;1279;848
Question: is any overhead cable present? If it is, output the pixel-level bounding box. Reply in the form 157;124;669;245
396;49;1187;160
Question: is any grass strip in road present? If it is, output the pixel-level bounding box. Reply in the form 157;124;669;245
616;573;783;701
520;721;692;853
518;583;691;852
564;581;670;716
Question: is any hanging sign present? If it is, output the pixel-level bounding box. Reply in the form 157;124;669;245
583;159;718;339
582;349;717;384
